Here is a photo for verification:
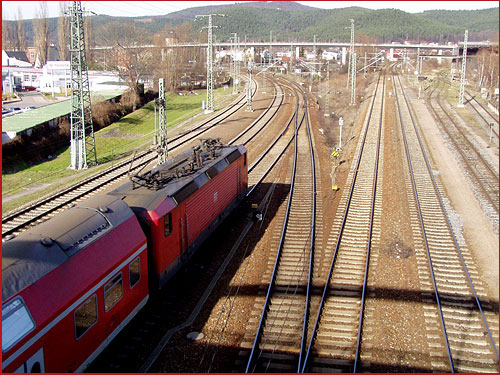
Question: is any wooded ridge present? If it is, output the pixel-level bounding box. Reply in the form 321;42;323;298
4;2;499;46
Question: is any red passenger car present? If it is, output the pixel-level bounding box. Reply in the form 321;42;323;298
110;140;248;288
2;195;148;373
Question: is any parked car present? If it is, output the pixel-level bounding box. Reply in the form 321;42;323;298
21;106;36;112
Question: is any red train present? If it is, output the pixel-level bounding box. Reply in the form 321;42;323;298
2;140;248;373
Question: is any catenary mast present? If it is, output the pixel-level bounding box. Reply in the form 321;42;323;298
69;0;97;169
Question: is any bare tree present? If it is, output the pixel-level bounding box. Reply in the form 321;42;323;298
2;12;10;49
96;20;154;110
84;14;94;64
58;2;69;61
33;1;49;67
153;22;204;91
2;11;19;50
17;8;26;52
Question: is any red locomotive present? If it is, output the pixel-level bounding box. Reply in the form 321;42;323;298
2;140;248;373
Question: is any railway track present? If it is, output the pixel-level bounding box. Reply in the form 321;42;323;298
241;80;318;372
425;84;499;228
85;76;302;373
390;72;498;372
435;76;499;143
298;72;386;373
2;77;263;239
237;69;498;373
464;90;499;141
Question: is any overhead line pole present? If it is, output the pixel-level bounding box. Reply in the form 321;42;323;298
246;57;254;112
324;61;330;117
156;78;167;165
458;30;468;108
196;13;225;113
231;33;238;95
346;19;354;89
68;0;97;170
236;35;240;94
270;30;273;64
345;19;356;106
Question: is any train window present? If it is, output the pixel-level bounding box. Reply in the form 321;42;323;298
244;153;247;166
104;273;123;311
129;257;141;289
75;295;97;339
164;213;172;237
2;297;35;352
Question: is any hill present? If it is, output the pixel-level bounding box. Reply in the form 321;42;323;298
4;3;498;47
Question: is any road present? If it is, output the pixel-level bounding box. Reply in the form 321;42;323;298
3;91;66;110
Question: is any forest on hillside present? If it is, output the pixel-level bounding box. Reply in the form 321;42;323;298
3;4;498;47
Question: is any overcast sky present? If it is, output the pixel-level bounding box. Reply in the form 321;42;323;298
2;1;498;20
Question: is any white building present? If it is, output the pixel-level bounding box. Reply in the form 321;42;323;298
305;51;316;61
2;50;32;68
2;62;128;95
322;50;340;61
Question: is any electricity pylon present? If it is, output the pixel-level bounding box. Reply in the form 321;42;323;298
231;33;240;95
156;78;167;165
350;52;356;106
197;14;225;113
69;0;97;170
346;19;354;90
246;58;254;112
324;62;330;117
458;30;468;108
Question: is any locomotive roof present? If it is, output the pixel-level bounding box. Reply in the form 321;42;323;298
109;143;245;214
2;195;134;302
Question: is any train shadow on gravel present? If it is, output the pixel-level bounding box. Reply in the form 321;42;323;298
87;178;499;372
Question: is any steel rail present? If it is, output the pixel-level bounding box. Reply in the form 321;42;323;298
437;88;499;180
135;80;302;374
300;72;383;373
394;70;455;372
228;79;284;146
435;76;499;138
2;78;262;238
396;73;499;361
245;84;309;373
465;89;499;124
426;87;499;214
353;71;385;372
297;80;317;373
246;85;300;197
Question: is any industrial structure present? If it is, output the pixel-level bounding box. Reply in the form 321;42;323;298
68;0;97;170
156;78;168;165
458;30;469;108
196;14;225;114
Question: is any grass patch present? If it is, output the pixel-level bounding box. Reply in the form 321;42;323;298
2;87;232;214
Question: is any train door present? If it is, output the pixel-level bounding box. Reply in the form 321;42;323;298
14;348;45;373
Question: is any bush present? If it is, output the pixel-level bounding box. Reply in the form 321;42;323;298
2;90;153;171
